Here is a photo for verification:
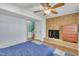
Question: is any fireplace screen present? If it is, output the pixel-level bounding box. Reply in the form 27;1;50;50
48;30;59;39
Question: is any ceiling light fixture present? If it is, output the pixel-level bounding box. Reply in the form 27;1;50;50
44;9;50;14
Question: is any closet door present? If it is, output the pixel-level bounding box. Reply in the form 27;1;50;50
61;24;78;43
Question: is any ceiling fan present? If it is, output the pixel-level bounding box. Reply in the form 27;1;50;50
34;3;65;16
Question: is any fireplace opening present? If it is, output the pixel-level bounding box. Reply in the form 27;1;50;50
48;30;59;39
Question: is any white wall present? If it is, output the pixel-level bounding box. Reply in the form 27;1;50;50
41;19;46;40
34;19;46;41
0;14;27;48
35;21;41;40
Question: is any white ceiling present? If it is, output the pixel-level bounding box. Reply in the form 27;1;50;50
0;3;44;21
10;3;79;18
10;3;44;18
0;3;79;20
11;3;40;10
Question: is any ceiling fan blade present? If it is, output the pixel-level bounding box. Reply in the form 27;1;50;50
40;3;45;6
51;3;65;9
46;3;51;7
40;3;46;9
40;3;49;10
34;10;43;13
51;10;58;14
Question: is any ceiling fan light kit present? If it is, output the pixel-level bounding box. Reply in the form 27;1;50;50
44;10;50;14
